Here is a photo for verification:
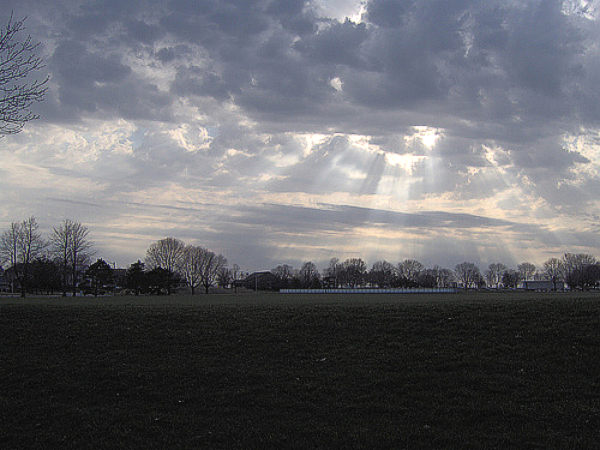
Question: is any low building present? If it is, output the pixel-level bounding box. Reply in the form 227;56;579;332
112;268;127;290
242;271;279;291
520;280;561;291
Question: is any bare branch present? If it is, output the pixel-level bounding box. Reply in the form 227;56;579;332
0;14;48;136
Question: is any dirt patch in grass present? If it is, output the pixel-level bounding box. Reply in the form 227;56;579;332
1;293;599;448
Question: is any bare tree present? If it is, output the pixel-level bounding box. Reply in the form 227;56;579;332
69;222;93;296
272;264;294;289
324;257;342;287
178;244;203;294
19;217;45;296
485;263;507;289
434;266;455;288
0;217;44;296
454;262;481;290
146;237;185;271
272;264;294;281
398;259;424;285
145;237;185;295
0;15;48;136
217;266;233;288
231;263;241;293
563;253;597;290
299;261;320;288
369;260;395;288
50;220;70;296
179;245;230;294
198;249;227;294
502;269;521;289
51;219;93;296
341;258;367;287
518;262;536;282
416;269;438;288
0;222;20;276
544;258;564;290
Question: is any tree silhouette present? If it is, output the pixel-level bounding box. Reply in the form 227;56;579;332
0;217;45;297
0;15;48;136
455;262;480;290
85;258;113;296
126;260;147;295
50;219;93;297
145;237;185;295
543;257;563;291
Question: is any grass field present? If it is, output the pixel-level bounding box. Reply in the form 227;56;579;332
1;292;599;448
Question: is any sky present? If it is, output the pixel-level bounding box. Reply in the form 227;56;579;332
2;0;600;272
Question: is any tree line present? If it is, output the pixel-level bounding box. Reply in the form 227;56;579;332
2;217;600;296
0;219;235;297
269;255;600;291
139;237;230;295
0;217;92;297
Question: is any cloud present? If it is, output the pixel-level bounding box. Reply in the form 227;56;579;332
234;203;525;232
1;0;600;270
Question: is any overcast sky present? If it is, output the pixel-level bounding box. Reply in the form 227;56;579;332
2;0;600;272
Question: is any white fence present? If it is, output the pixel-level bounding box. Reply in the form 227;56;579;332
280;288;458;294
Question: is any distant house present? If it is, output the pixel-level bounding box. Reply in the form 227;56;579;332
520;280;562;291
242;271;279;291
112;268;127;289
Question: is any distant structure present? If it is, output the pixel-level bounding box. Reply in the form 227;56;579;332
112;268;127;290
520;280;563;291
242;271;278;291
281;288;457;294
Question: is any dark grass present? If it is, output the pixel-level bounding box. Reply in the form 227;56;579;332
1;292;599;449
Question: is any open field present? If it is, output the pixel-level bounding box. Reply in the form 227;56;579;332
1;292;599;448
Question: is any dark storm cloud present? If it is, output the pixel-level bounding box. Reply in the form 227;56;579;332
349;0;588;128
121;19;165;45
6;0;597;136
233;203;533;234
172;67;233;101
295;19;368;66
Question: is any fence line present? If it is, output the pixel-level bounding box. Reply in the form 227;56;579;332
280;288;458;294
